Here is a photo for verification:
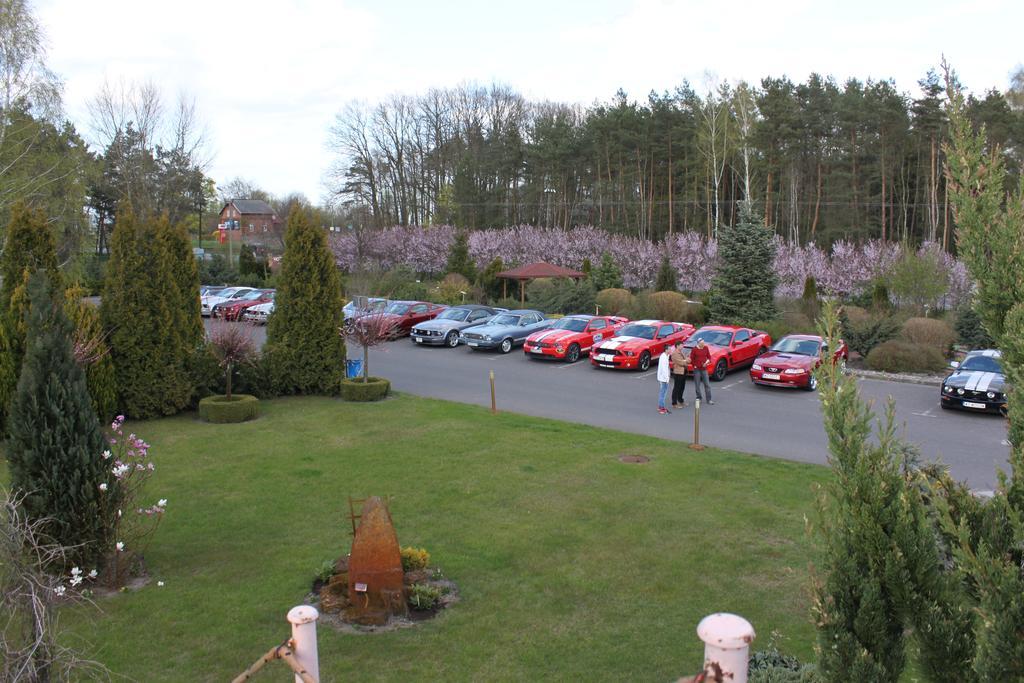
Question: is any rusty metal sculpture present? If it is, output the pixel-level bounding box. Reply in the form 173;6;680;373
344;496;407;625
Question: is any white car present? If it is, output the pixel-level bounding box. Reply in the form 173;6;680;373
242;300;274;325
200;287;256;317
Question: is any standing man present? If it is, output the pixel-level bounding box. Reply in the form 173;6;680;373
657;345;672;414
670;340;689;409
690;338;714;405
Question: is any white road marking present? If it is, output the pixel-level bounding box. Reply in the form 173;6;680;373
720;381;744;390
556;361;587;370
912;408;937;418
635;370;658;380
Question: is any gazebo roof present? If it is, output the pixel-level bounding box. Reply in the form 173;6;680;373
495;261;586;280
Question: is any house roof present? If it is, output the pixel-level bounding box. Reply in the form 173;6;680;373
495;261;586;280
226;199;275;215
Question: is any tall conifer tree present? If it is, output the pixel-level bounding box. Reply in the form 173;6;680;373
0;201;60;313
7;273;114;569
707;203;777;323
264;207;346;394
654;254;677;292
445;230;476;282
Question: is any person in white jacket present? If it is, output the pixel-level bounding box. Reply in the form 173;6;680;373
657;347;672;414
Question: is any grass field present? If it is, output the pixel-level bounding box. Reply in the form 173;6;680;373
42;395;828;681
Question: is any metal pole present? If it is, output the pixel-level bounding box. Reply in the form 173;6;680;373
697;613;754;683
489;370;496;414
286;605;320;683
689;398;705;450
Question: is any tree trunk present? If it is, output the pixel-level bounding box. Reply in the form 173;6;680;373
811;161;822;240
362;344;369;383
765;171;772;228
225;362;233;400
667;135;674;236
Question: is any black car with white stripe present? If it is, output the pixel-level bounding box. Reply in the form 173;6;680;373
940;349;1008;415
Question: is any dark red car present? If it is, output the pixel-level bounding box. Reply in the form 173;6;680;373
590;320;695;371
212;289;274;321
377;300;447;337
523;314;628;362
684;325;772;381
750;334;848;391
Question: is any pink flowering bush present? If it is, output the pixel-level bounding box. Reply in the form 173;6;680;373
329;226;974;307
100;415;165;586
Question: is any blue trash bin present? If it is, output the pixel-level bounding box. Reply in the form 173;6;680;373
345;359;363;379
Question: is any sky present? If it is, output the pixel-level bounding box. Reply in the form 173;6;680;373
36;0;1023;205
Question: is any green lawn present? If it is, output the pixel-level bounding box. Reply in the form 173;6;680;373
49;395;826;681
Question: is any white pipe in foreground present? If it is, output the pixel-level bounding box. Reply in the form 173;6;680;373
287;605;320;683
697;612;755;683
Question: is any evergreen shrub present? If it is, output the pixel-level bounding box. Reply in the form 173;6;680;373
840;309;900;357
954;304;995;350
198;394;260;423
596;288;632;316
865;341;946;373
648;291;687;321
900;317;954;353
340;376;390;401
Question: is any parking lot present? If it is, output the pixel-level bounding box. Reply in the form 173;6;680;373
205;319;1010;491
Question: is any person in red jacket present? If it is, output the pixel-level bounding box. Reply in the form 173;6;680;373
689;339;714;405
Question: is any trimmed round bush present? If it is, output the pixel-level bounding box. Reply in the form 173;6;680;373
341;376;391;402
865;341;946;374
900;316;954;352
596;288;633;315
198;394;260;423
648;291;687;322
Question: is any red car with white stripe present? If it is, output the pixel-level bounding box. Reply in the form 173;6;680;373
590;320;695;371
750;334;848;391
523;315;628;363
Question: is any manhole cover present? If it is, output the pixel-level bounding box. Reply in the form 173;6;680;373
618;454;650;464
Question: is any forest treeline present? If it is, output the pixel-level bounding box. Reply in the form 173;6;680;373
326;70;1024;249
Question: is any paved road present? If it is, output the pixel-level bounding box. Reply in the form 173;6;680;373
206;319;1010;490
379;339;1010;491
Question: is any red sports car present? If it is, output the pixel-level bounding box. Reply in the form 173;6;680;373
590;320;695;371
376;300;447;337
212;289;274;321
750;334;848;391
684;325;772;381
523;315;628;362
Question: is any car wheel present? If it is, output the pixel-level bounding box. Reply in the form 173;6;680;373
638;351;651;372
500;338;513;354
566;343;581;363
805;375;818;392
712;359;728;381
445;331;459;348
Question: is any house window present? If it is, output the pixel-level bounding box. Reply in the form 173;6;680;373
262;224;268;232
249;223;254;232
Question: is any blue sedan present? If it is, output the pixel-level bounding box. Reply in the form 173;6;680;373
459;309;552;353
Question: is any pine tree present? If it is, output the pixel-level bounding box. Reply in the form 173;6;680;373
707;203;778;324
592;252;623;291
263;207;346;394
477;257;505;301
156;215;204;364
654;254;677;292
101;206;190;418
0;321;15;432
7;272;114;569
445;230;476;282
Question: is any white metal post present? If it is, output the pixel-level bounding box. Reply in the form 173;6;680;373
287;605;320;683
697;613;755;683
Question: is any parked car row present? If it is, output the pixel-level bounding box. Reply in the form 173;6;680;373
200;285;276;324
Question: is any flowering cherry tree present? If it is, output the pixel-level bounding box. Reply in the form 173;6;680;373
340;309;395;382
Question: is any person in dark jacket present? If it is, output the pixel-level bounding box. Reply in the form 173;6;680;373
690;339;714;405
669;341;689;409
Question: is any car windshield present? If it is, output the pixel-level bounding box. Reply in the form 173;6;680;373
491;314;521;326
205;288;226;297
385;303;410;315
687;329;732;347
617;324;656;340
229;289;252;298
772;337;820;356
241;290;264;300
553;318;588;332
960;355;1003;373
438;308;470;321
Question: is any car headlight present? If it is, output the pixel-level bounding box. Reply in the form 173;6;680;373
944;385;953;393
957;388;965;395
784;368;805;374
987;391;996;399
752;363;762;370
483;335;492;341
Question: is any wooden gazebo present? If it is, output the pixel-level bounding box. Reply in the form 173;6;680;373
495;261;586;305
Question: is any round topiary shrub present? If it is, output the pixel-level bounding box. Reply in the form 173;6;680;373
198;394;260;423
341;376;391;402
865;341;946;374
596;288;633;315
900;316;955;352
648;291;687;322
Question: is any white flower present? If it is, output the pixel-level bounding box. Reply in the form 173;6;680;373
54;585;66;596
116;542;124;552
88;569;98;579
102;450;112;460
70;575;83;587
112;463;130;478
99;483;108;492
157;581;165;587
158;499;167;507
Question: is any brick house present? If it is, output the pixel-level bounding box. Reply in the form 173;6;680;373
218;199;283;250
